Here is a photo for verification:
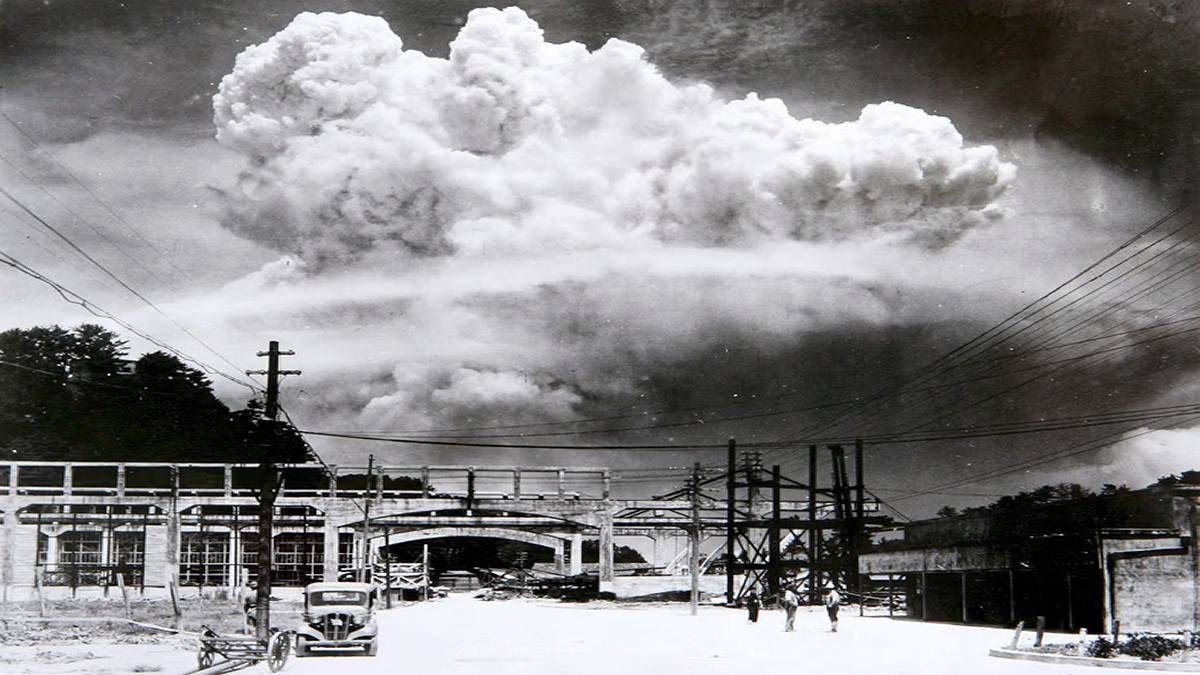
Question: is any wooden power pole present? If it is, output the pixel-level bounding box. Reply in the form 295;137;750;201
359;454;374;583
246;340;300;640
690;462;702;616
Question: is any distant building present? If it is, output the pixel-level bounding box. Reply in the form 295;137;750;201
859;485;1200;633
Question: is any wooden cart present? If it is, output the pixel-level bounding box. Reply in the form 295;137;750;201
196;626;291;672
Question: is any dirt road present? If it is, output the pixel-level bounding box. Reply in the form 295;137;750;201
265;593;1102;675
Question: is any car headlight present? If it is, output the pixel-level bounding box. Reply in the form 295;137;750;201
351;613;368;625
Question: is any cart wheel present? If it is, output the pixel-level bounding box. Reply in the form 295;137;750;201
267;631;290;672
197;647;215;669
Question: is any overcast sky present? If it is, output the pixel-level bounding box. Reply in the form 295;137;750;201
2;0;1198;516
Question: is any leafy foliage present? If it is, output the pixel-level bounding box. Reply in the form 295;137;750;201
1085;634;1188;661
581;540;647;564
1085;637;1116;658
1153;470;1200;488
1120;634;1186;661
0;324;309;463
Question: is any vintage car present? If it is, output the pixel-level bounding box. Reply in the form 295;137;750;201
294;582;378;657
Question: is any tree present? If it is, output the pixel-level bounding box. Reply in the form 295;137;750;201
935;506;959;518
581;540;647;564
0;323;311;464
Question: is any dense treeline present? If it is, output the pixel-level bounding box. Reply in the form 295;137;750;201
0;324;309;463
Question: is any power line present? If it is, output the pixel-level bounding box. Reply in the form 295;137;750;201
0;109;200;286
0;358;235;400
0;151;177;290
0;184;258;388
889;412;1200;502
298;429;733;451
0;247;259;392
771;206;1190;444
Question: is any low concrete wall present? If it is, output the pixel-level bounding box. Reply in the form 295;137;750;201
990;648;1200;672
611;575;726;599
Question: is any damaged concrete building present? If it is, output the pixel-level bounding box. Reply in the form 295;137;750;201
859;485;1200;633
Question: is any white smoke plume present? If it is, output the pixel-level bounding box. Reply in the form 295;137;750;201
209;8;1017;437
214;8;1013;266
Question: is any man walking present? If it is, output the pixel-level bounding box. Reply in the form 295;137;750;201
746;591;761;623
782;585;798;632
825;585;841;632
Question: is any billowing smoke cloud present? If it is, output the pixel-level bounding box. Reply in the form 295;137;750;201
213;8;1013;267
209;8;1017;437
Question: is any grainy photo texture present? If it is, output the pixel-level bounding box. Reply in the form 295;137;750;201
1;1;1198;673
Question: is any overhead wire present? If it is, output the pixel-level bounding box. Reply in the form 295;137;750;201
0;184;260;391
890;410;1200;502
769;206;1191;444
0;151;177;290
0;246;259;392
0;109;200;286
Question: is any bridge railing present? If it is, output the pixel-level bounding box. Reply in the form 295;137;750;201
0;461;613;500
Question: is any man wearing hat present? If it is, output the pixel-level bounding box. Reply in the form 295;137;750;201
781;585;799;632
824;584;841;632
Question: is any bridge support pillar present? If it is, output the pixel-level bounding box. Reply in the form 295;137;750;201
553;539;564;574
599;510;615;594
323;520;340;582
569;533;583;576
650;530;678;571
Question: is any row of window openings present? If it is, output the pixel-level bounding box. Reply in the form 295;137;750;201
35;531;351;587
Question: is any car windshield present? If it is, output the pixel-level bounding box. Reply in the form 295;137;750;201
309;590;367;606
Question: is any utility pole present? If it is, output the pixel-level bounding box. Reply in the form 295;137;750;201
690;462;702;616
245;341;300;640
725;438;736;605
359;454;374;583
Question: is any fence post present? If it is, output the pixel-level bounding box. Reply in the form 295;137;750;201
169;579;182;628
1009;621;1025;648
35;569;46;618
859;573;864;617
117;573;132;620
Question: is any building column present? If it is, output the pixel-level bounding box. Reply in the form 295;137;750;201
44;532;59;575
227;527;241;592
1190;498;1200;634
1;507;15;596
961;572;968;624
921;571;928;620
569;533;583;576
323;521;340;582
1008;568;1016;623
598;510;615;593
